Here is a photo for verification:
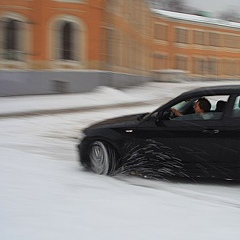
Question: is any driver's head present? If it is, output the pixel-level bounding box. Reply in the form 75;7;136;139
195;98;211;113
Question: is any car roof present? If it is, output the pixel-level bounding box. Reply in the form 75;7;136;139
180;84;240;97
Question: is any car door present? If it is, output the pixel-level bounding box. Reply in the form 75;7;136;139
135;104;227;180
219;95;240;180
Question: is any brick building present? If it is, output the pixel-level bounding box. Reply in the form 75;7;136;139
152;9;240;79
0;1;239;95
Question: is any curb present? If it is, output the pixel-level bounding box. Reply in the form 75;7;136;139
0;101;151;119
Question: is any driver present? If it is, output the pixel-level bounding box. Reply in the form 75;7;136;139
172;97;213;120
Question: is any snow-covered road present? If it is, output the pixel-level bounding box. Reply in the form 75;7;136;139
1;81;240;239
1;106;240;240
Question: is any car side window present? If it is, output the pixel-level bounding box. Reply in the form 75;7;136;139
232;96;240;118
166;95;230;121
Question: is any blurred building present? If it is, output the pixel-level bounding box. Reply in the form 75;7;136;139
152;9;240;80
0;0;240;95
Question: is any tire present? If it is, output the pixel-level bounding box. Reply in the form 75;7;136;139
88;140;117;175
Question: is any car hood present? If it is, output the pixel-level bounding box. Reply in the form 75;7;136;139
85;112;148;130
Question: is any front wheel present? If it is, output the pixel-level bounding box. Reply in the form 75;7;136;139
89;141;117;175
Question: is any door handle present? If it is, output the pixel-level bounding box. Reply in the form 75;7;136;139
203;129;219;134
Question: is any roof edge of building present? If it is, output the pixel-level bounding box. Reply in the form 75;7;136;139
151;8;240;30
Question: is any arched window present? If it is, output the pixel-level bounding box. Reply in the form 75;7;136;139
4;19;21;60
61;22;74;60
50;16;87;67
6;20;17;50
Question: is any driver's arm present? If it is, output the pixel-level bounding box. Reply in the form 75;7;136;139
171;108;183;116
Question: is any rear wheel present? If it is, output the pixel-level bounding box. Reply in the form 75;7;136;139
89;141;117;175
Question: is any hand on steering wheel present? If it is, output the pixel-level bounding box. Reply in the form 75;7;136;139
171;108;183;117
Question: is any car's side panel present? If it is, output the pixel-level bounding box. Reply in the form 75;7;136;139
136;118;230;179
219;122;240;179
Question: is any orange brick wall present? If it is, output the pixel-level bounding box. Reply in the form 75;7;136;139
0;0;240;79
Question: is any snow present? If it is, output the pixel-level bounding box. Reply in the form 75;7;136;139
0;86;138;115
1;80;239;116
1;80;240;240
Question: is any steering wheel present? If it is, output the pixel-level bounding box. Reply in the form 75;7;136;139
169;109;176;119
163;108;175;120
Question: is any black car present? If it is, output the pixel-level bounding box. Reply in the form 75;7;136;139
78;85;240;180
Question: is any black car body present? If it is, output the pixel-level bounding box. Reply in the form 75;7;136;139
78;85;240;180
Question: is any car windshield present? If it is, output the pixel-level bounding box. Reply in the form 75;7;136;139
171;100;190;111
142;100;170;120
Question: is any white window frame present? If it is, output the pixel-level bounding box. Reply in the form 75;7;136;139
49;15;87;69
